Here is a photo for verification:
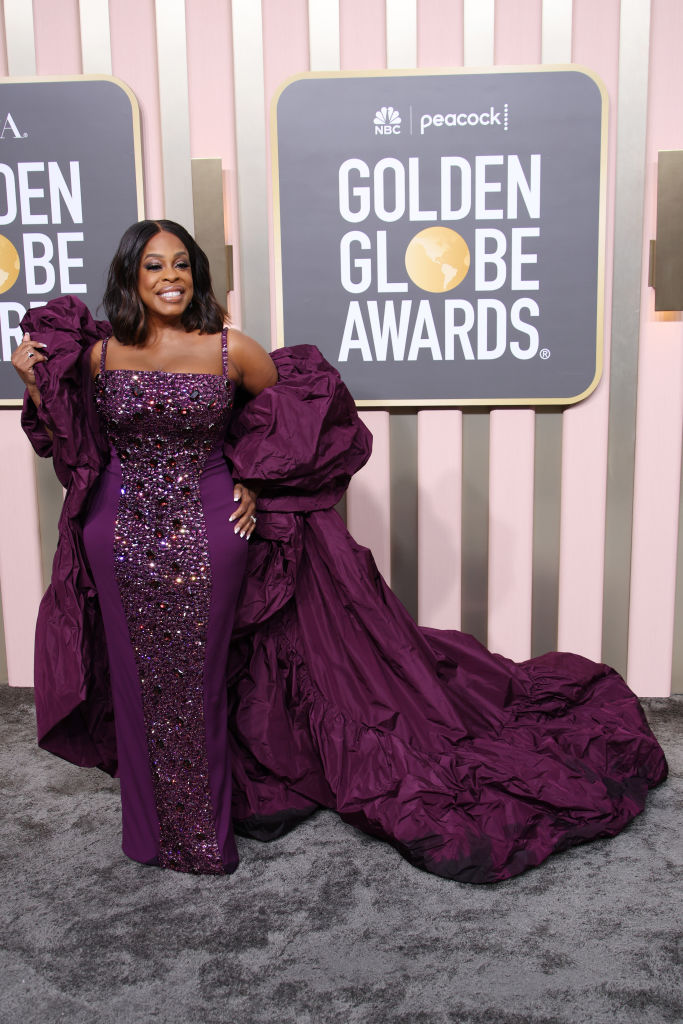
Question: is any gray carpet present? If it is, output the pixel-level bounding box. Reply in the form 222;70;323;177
1;685;681;1024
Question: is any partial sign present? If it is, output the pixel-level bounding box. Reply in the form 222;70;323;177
0;78;143;404
273;69;607;406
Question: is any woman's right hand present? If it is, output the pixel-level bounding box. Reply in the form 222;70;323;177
11;332;48;395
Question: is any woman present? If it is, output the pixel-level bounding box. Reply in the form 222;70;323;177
14;219;667;883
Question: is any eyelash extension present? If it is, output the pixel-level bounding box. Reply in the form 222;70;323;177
143;262;190;271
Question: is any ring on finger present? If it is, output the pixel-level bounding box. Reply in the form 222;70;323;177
26;350;34;359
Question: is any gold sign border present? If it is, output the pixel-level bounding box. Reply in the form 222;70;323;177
0;74;145;408
270;65;608;409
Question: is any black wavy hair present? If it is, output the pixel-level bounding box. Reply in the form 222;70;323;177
103;219;226;345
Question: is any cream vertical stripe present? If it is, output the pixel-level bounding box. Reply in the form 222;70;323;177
308;0;340;71
541;0;572;63
155;0;194;232
308;0;340;521
231;0;270;343
386;0;417;68
460;0;493;642
416;1;463;632
3;0;36;74
385;0;418;612
463;0;494;68
79;0;113;74
602;0;651;675
530;0;573;656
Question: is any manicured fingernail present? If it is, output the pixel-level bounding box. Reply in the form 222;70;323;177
234;525;239;534
240;530;246;538
229;514;235;522
234;494;239;501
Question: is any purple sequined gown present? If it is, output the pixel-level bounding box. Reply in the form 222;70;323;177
82;330;247;873
22;298;668;885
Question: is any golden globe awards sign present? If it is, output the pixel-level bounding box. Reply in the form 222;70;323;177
0;78;142;404
273;68;607;405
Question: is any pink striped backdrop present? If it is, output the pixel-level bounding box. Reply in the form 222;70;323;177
0;0;681;697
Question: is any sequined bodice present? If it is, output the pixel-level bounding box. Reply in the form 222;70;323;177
94;368;234;464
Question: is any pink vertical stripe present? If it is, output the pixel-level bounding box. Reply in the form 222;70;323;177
416;0;463;628
109;0;164;218
627;0;683;697
417;410;462;628
417;0;464;67
185;0;241;318
558;0;619;661
494;0;541;64
348;411;392;582
262;0;310;346
340;0;387;69
485;0;541;660
487;411;535;659
33;0;82;74
0;413;43;685
340;0;392;577
0;10;8;75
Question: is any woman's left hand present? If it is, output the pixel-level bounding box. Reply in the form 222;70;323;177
229;482;258;539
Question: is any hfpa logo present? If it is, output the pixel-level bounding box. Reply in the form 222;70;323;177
373;106;401;135
0;114;27;139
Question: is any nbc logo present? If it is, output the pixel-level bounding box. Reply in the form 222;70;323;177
374;106;401;135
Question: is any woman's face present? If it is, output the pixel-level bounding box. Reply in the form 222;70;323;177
137;231;194;319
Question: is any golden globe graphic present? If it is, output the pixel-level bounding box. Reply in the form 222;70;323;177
404;227;470;293
275;69;606;403
0;80;142;403
0;235;21;294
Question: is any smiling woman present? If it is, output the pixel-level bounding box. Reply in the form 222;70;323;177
14;219;279;873
136;235;194;316
101;220;224;356
12;219;668;885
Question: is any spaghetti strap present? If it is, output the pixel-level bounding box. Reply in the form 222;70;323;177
221;326;229;378
100;336;109;375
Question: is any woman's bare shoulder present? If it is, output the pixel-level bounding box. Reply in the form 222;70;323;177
90;338;104;378
227;328;277;394
227;327;263;349
89;335;118;378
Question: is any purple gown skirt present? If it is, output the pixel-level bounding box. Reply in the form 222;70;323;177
83;447;248;871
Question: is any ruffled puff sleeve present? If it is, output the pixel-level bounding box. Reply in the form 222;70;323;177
224;344;372;512
20;296;111;491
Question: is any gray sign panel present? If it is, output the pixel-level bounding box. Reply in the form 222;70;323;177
0;78;143;404
274;69;607;406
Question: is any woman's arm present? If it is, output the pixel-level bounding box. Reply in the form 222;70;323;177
228;329;278;395
226;329;277;537
11;332;49;409
13;332;53;441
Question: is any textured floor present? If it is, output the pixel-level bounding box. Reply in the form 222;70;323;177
1;686;681;1024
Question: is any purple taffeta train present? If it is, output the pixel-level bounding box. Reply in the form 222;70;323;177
20;296;667;883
